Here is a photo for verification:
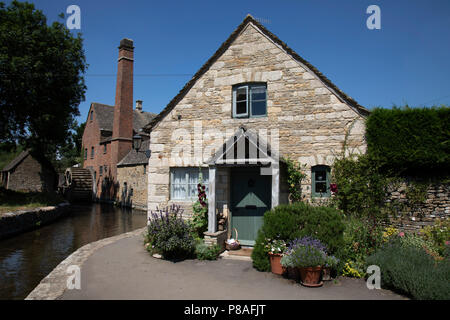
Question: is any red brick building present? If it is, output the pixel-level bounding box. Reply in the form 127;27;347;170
82;39;155;201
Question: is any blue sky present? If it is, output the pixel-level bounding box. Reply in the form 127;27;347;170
9;0;450;124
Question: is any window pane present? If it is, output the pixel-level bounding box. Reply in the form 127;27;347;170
315;170;326;182
251;100;266;116
251;86;266;101
236;101;247;115
315;182;327;193
172;184;186;199
236;87;247;101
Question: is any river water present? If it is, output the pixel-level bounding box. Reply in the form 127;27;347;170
0;204;148;300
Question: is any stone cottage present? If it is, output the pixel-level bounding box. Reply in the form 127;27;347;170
1;150;57;192
143;15;368;245
81;39;155;207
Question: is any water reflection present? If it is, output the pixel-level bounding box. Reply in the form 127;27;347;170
0;204;147;300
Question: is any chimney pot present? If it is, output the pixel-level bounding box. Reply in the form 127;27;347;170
136;100;143;111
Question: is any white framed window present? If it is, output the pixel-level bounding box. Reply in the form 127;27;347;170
232;83;267;118
170;167;209;200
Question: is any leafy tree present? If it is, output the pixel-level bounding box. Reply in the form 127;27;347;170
54;121;85;172
0;1;87;156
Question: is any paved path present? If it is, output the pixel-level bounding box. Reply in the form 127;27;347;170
60;233;405;300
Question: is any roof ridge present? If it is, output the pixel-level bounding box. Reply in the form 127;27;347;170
143;14;368;132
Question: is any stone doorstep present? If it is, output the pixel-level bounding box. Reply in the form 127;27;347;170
220;250;252;261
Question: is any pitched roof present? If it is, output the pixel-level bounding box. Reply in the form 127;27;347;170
2;149;56;173
144;14;369;132
117;139;149;166
2;150;30;172
91;103;156;132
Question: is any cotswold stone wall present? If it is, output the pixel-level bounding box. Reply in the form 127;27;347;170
7;155;55;192
147;22;366;215
386;182;450;232
117;165;147;211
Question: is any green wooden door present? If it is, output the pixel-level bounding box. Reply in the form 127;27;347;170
231;168;271;246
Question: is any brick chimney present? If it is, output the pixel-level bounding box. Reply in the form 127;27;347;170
111;38;134;178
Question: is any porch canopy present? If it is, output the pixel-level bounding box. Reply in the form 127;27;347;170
205;126;281;233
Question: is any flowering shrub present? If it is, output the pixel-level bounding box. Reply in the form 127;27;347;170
284;157;306;203
190;181;208;239
264;239;287;254
342;260;364;278
287;236;328;254
420;218;450;256
147;205;195;260
382;226;399;242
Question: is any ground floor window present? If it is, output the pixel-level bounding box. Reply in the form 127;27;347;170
311;165;330;197
170;167;209;200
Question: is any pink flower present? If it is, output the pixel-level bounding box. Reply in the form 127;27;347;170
399;232;405;237
445;241;449;246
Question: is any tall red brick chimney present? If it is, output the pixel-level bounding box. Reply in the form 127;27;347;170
111;38;134;178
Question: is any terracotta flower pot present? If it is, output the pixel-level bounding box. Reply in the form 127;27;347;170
298;266;323;287
268;252;284;275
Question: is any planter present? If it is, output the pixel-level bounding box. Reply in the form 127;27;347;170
322;267;332;281
268;252;284;275
299;266;323;287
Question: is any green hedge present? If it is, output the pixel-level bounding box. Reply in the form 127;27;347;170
251;202;344;271
366;242;450;300
366;106;450;174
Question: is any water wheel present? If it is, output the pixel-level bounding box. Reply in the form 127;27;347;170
63;167;93;202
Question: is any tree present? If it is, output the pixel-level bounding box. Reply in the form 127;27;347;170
0;1;87;155
54;121;85;173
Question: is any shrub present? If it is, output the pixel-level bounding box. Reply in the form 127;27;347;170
195;241;221;261
420;218;450;256
147;205;195;261
251;202;344;271
332;155;391;219
366;106;450;174
366;241;450;300
335;217;384;276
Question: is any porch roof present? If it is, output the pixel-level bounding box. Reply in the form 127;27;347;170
206;126;284;166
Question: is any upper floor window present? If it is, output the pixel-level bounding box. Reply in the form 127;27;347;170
232;83;267;118
311;165;331;198
103;144;107;154
99;165;103;176
84;148;87;160
91;146;94;159
90;111;94;121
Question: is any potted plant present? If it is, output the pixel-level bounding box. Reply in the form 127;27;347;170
265;239;287;275
288;237;327;287
280;251;298;280
322;255;339;281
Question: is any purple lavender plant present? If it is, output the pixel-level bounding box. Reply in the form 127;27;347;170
288;236;328;254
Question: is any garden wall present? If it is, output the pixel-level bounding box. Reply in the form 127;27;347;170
386;181;450;232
